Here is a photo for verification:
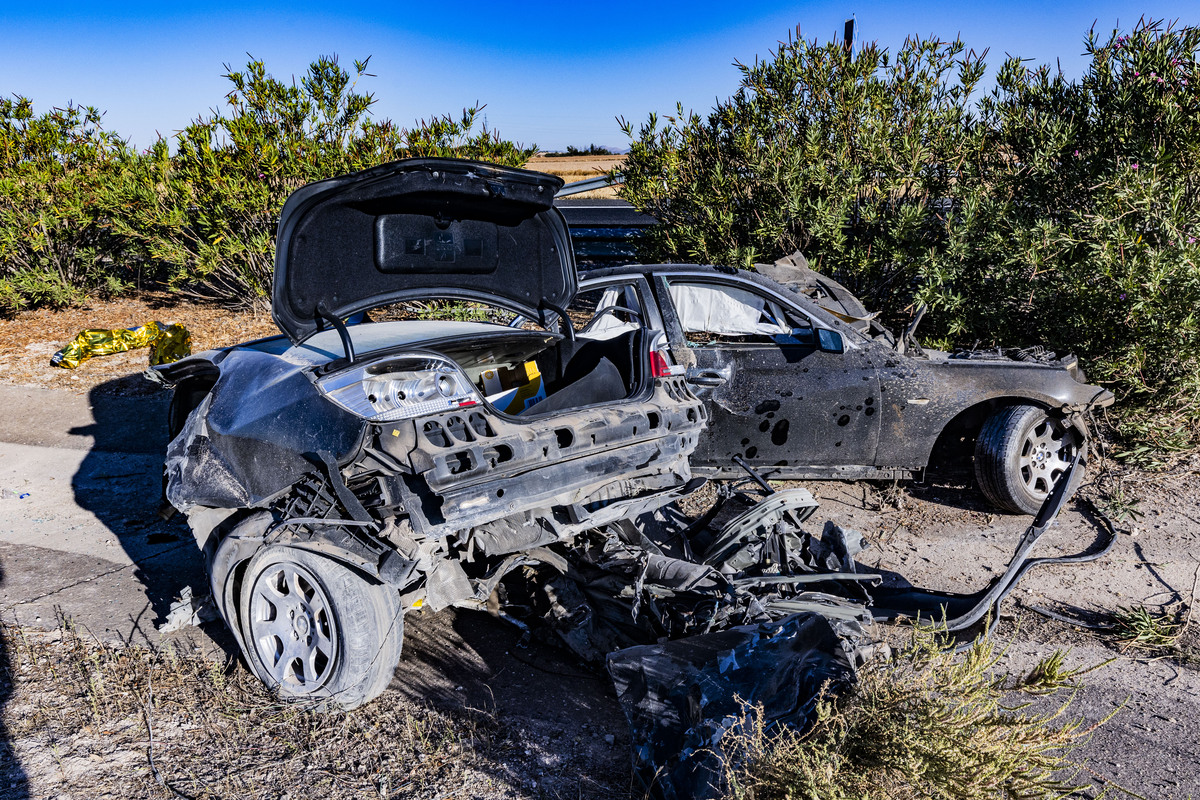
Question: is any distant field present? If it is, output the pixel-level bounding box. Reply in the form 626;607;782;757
526;155;624;198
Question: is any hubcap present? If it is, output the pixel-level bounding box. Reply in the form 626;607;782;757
248;562;337;693
1018;417;1077;501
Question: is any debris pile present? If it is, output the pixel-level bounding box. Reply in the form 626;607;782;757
492;457;1112;797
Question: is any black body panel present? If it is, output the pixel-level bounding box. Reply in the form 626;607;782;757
274;158;574;342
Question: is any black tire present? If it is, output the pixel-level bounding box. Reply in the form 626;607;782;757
238;546;403;710
974;405;1083;515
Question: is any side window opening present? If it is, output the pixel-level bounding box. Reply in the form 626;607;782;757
568;282;644;341
667;280;814;347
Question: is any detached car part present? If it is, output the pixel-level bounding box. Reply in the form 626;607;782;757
489;452;1112;798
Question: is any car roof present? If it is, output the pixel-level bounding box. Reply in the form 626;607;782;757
579;263;863;333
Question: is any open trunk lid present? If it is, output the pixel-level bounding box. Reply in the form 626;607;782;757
272;158;575;343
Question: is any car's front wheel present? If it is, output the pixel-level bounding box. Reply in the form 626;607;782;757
974;405;1082;515
238;546;404;710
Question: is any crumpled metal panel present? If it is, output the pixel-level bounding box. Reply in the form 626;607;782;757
164;348;364;511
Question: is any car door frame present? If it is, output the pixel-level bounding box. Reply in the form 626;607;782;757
648;269;887;479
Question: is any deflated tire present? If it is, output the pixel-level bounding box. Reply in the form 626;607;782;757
239;546;404;710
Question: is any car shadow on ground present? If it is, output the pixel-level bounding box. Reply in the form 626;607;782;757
903;474;998;514
391;607;632;796
69;376;235;654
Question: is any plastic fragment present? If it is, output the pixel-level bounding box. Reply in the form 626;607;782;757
50;321;192;369
156;585;219;632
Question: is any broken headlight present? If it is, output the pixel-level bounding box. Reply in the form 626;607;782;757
317;355;479;421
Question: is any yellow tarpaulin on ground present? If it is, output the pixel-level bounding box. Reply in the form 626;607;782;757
49;321;192;369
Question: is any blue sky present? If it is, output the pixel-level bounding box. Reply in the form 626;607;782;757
3;2;1195;151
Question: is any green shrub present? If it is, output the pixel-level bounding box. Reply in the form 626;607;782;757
618;33;989;308
619;19;1200;446
0;98;135;312
108;55;537;308
934;21;1200;446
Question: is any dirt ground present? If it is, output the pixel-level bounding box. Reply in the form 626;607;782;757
1;293;1198;798
0;292;280;397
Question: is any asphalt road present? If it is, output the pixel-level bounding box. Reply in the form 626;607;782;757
0;384;209;646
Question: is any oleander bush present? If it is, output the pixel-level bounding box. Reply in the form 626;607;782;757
0;55;533;312
106;55;536;307
0;99;137;311
619;19;1200;448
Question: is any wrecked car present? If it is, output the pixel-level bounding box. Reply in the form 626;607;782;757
152;158;708;708
573;257;1115;514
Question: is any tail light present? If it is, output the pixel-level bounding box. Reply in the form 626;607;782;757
650;350;673;378
318;355;479;421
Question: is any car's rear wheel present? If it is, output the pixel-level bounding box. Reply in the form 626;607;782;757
238;546;403;710
974;405;1082;515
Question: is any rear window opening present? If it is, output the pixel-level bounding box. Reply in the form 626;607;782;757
358;299;525;327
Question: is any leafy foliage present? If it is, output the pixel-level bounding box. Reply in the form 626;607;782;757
619;19;1200;445
107;55;536;307
0;98;135;311
619;32;989;310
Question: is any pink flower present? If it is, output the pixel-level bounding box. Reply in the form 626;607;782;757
1131;163;1139;170
1073;149;1080;156
1134;71;1141;77
1190;236;1197;244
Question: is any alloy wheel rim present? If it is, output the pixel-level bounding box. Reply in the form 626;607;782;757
1017;418;1076;501
248;562;338;693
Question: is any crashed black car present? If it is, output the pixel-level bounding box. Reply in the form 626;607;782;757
152;159;708;708
571;256;1114;514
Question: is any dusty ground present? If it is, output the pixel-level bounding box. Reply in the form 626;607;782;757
0;292;279;396
1;293;1199;798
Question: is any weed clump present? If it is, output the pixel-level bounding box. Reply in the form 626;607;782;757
720;627;1113;800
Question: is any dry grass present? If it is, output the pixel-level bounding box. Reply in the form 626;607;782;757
526;156;624;199
0;618;567;799
1107;605;1185;656
719;625;1122;800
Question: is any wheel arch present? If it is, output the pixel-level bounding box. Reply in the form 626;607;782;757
167;369;220;439
209;516;414;657
924;395;1062;477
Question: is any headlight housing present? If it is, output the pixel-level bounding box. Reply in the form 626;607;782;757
318;355;479;421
